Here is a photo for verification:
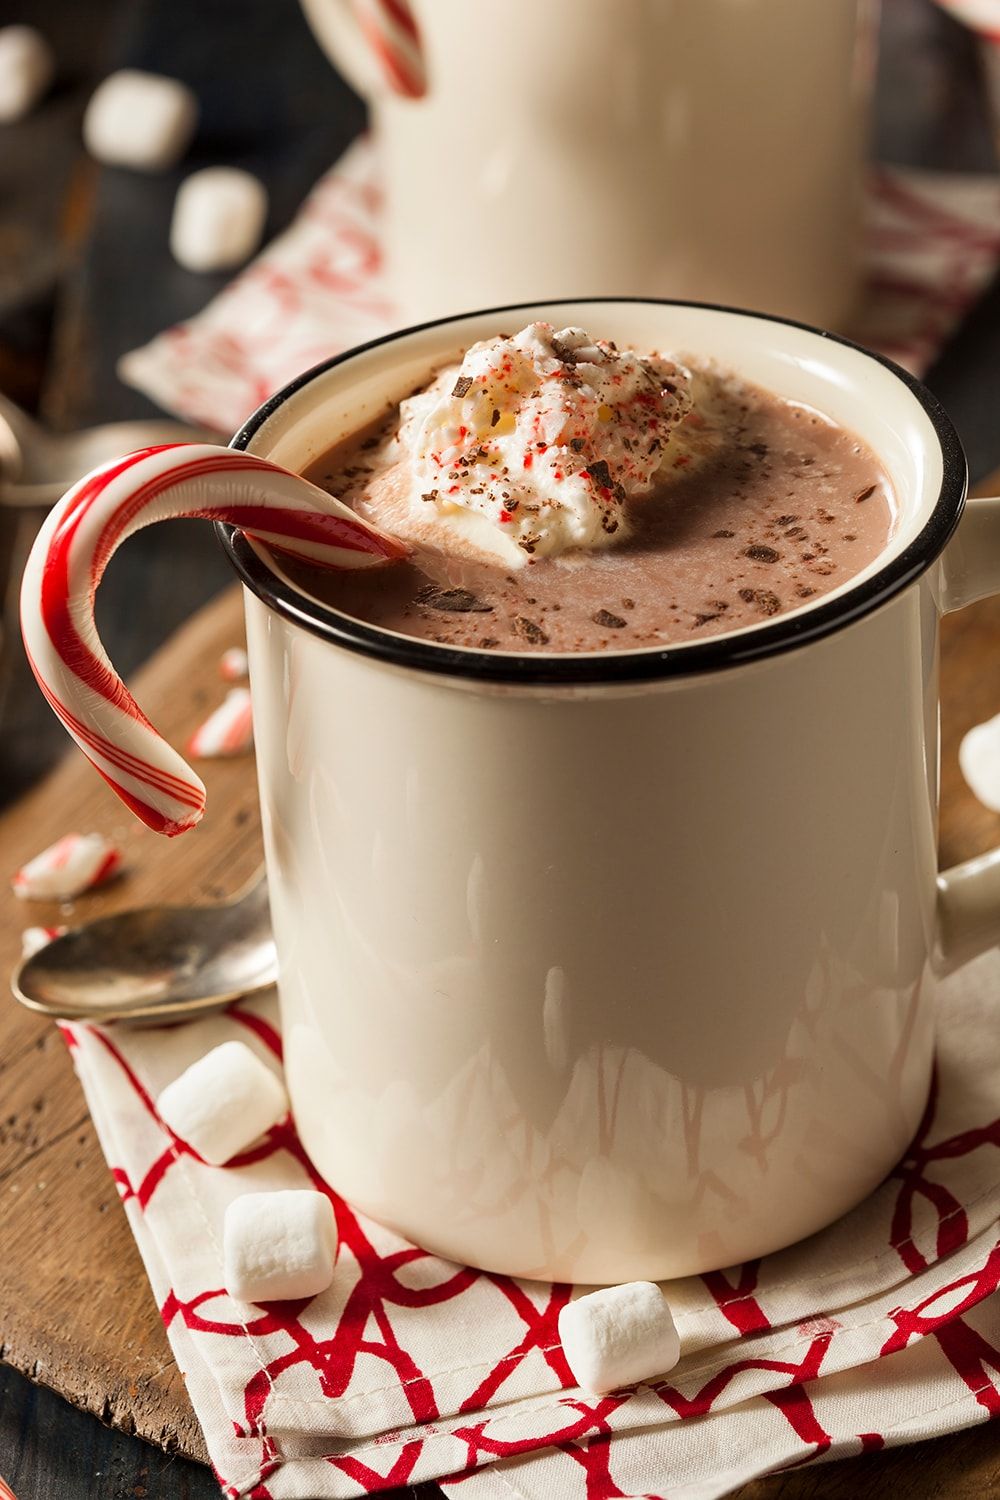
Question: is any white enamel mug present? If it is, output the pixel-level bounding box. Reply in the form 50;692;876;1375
301;0;877;328
21;300;1000;1285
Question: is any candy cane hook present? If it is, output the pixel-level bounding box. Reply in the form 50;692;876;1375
20;443;406;836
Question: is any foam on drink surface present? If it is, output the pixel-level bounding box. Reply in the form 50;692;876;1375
293;329;895;654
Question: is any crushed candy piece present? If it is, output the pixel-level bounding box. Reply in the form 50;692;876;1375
21;924;68;958
188;687;253;759
12;833;122;902
219;646;249;681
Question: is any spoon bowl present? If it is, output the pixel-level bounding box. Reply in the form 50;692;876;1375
12;875;277;1023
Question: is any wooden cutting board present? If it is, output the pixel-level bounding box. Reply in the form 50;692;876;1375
3;556;1000;1493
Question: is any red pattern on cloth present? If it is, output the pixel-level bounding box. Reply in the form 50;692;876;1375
62;951;1000;1498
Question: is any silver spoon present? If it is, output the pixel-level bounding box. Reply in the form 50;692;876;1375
0;391;215;508
11;873;277;1024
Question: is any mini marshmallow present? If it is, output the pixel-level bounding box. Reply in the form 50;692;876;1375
188;686;253;758
170;167;268;272
224;1189;337;1303
21;924;67;958
83;69;197;171
0;25;55;122
219;646;249;681
960;712;1000;813
157;1040;288;1165
558;1281;681;1395
12;833;122;901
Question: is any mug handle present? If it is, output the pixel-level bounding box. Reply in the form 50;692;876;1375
299;0;426;98
19;443;406;836
936;491;1000;972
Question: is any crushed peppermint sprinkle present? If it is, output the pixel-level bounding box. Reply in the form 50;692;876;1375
398;323;692;564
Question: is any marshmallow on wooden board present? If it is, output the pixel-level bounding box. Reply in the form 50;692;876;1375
558;1282;681;1395
83;69;197;170
170;167;268;273
12;832;122;901
959;712;1000;813
157;1041;288;1165
0;25;55;122
224;1190;337;1303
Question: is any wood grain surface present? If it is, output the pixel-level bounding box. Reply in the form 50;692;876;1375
3;477;1000;1494
0;586;258;1467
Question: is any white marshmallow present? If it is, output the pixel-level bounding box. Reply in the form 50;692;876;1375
0;25;55;122
83;69;197;171
157;1040;288;1165
960;712;1000;813
170;167;268;272
558;1281;681;1395
224;1189;337;1303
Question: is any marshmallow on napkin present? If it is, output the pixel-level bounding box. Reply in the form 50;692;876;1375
224;1189;337;1303
558;1281;681;1395
157;1040;288;1165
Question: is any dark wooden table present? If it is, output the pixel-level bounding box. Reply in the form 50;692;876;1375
1;0;1000;1496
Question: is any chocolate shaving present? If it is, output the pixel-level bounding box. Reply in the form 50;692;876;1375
491;407;501;426
452;375;473;398
693;612;722;626
587;459;613;491
745;544;780;563
479;637;499;649
854;484;877;504
593;609;626;629
712;529;735;539
775;514;798;526
739;587;782;616
420;489;439;503
550;337;579;365
513;616;549;644
621;597;636;610
415;585;493;613
569;437;585;453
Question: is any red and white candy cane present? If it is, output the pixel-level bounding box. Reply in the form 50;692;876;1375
20;443;406;837
350;0;425;97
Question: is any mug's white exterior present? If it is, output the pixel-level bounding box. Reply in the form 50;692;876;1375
305;0;876;328
239;302;948;1283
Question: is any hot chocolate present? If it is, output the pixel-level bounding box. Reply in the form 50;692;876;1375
294;328;895;653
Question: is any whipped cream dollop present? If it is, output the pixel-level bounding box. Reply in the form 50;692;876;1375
398;323;692;565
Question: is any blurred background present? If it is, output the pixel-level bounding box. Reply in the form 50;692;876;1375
2;0;1000;1494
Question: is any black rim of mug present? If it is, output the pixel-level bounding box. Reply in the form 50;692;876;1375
219;296;969;686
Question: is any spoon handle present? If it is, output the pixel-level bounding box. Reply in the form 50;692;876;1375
19;442;406;836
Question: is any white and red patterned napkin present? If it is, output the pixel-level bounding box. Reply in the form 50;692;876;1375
118;140;1000;430
62;954;1000;1499
90;137;1000;1498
